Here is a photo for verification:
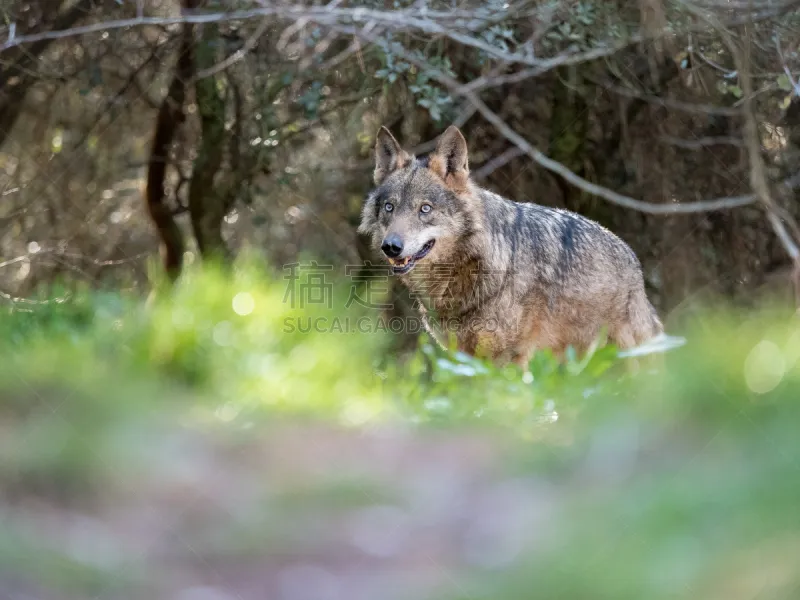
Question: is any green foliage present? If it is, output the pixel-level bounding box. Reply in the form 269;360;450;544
542;0;632;51
407;57;456;122
375;40;457;122
374;51;411;85
388;332;624;434
777;73;794;92
298;80;325;119
716;78;743;99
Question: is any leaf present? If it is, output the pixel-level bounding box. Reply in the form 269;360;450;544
727;85;743;99
777;73;793;92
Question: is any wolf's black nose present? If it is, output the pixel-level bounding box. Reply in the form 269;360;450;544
381;235;404;258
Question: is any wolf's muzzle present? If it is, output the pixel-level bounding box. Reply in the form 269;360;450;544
381;234;404;258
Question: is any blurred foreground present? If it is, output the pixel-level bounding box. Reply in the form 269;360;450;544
2;261;800;600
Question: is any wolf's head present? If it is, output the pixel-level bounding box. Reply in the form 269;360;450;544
358;125;476;275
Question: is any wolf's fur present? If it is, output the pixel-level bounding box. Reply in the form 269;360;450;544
358;125;663;367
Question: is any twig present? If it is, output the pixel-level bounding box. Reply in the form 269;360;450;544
659;134;744;149
775;32;800;96
472;147;526;180
694;49;736;75
0;288;71;306
589;76;741;115
193;18;270;80
0;256;28;269
459;41;651;94
70;47;163;152
407;104;479;156
0;6;511;53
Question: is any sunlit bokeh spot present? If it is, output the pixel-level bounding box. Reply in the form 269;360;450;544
341;399;378;426
15;259;30;281
215;402;240;423
290;344;317;373
110;210;129;224
744;340;785;394
213;320;233;347
51;131;63;153
232;292;255;316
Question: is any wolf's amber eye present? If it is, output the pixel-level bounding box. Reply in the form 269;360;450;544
384;202;393;212
420;203;432;214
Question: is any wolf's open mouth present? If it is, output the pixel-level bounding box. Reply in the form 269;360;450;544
388;240;435;274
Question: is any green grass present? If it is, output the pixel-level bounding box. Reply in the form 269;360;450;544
2;259;799;599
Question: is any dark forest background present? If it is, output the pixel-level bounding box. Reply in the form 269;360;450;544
3;0;800;335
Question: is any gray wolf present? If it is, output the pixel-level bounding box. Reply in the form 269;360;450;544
358;125;664;367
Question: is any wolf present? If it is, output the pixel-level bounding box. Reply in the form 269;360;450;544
358;125;664;367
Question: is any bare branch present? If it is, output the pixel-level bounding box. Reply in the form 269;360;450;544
0;288;71;306
407;104;479;156
737;56;800;260
473;147;526;180
775;32;800;97
589;77;741;116
4;0;797;60
459;41;651;94
342;25;763;215
699;0;800;305
0;256;28;270
194;18;271;81
659;135;744;149
0;5;519;54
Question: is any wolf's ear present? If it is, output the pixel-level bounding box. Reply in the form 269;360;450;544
429;125;469;192
374;126;410;185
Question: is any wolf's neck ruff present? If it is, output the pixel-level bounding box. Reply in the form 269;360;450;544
359;125;664;366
